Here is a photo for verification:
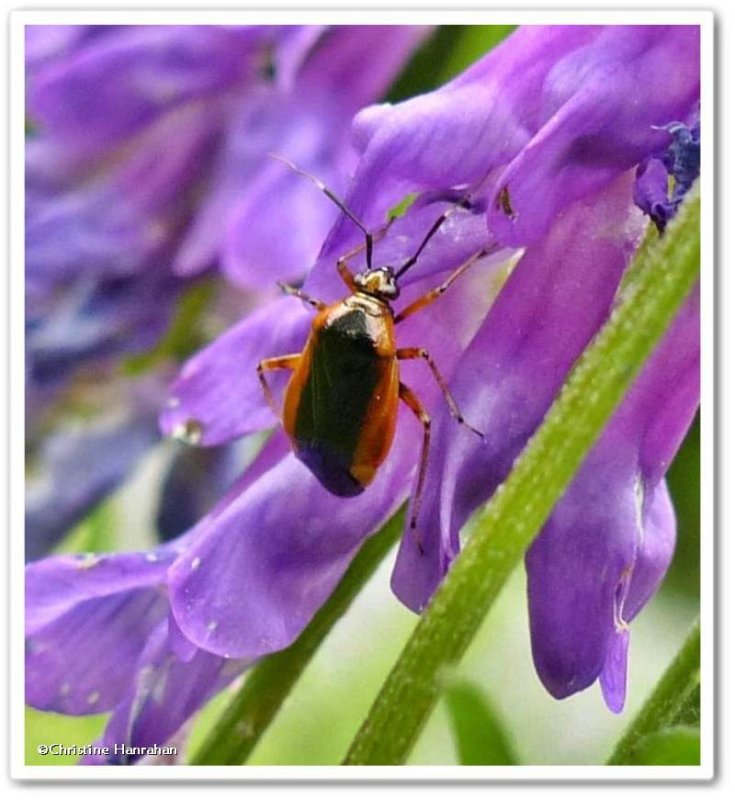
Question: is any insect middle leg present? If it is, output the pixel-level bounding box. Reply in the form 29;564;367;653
257;354;301;420
394;247;491;324
399;382;431;553
397;347;483;437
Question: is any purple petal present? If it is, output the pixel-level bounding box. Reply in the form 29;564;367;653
296;25;430;116
600;628;630;714
634;158;674;233
28;26;264;153
25;25;91;71
26;586;169;714
175;26;428;284
351;26;604;193
392;174;643;612
484;26;699;247
219;152;350;289
168;441;411;659
526;287;697;705
347;26;698;252
82;621;248;764
25;549;178;714
159;296;312;446
26;550;173;635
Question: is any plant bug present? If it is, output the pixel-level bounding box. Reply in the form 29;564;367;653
258;156;488;549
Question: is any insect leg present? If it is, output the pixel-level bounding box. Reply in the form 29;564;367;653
257;354;301;419
269;153;375;269
277;282;326;310
397;347;483;437
399;382;431;554
394;247;490;324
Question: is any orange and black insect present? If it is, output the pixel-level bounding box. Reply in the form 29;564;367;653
258;157;487;544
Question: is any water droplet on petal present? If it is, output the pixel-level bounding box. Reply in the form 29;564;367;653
76;553;101;569
87;690;100;705
207;620;218;633
172;419;204;446
191;557;202;570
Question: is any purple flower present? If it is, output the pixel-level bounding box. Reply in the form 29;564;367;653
26;24;701;761
634;117;701;232
25;433;285;762
162;23;700;710
25;24;425;556
27;25;428;299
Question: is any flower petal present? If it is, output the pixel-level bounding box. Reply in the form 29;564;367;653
599;628;630;714
351;26;604;192
484;26;700;247
526;285;698;706
168;428;418;659
26;586;169;714
391;174;643;611
26;550;173;635
82;621;248;763
28;26;264;153
159;296;312;446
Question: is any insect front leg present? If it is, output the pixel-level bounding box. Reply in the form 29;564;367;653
394;247;491;324
399;382;432;554
397;347;483;437
336;216;397;290
257;355;301;420
277;282;326;310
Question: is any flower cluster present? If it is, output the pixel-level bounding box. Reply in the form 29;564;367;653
25;24;700;762
25;24;426;557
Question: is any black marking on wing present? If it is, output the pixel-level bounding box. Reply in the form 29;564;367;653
294;309;380;494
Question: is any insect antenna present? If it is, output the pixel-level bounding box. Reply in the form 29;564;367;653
269;153;375;269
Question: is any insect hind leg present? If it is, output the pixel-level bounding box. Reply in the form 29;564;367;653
399;382;431;555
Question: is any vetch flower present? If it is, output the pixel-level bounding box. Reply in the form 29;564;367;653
634;116;701;232
163;25;699;708
25;24;426;555
25;433;286;763
25;24;702;763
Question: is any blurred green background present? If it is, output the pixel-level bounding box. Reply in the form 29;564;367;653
25;25;701;767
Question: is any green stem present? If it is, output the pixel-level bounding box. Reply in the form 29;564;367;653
343;187;701;765
607;620;701;765
190;509;405;765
